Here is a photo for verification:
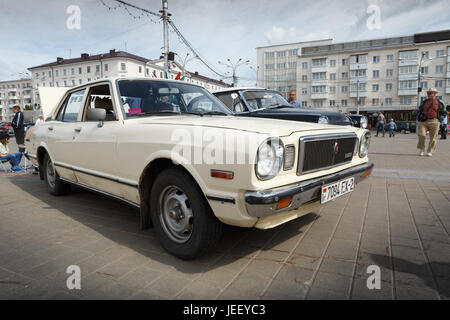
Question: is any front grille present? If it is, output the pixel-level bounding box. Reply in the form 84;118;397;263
298;134;357;174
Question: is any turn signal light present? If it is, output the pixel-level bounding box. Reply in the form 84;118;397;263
276;196;292;210
362;168;372;178
211;170;234;180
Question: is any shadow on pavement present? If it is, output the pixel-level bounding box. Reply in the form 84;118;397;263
9;176;319;274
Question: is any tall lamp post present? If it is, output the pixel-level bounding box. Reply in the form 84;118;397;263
176;52;198;78
249;66;259;86
218;58;250;87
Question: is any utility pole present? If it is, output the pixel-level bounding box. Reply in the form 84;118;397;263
160;0;170;75
416;52;425;130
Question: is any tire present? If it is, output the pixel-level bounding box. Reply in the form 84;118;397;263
150;167;223;259
43;153;71;196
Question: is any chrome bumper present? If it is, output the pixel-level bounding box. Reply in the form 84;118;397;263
245;162;374;218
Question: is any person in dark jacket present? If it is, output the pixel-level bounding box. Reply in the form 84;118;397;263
11;105;25;147
417;88;446;156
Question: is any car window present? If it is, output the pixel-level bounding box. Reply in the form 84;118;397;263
56;89;86;122
242;91;288;109
117;80;230;118
83;84;117;121
214;92;246;112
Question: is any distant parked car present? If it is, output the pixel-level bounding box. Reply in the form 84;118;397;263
347;114;368;129
0;121;11;132
214;88;352;126
395;121;411;133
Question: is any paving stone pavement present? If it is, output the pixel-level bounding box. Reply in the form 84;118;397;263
0;133;449;300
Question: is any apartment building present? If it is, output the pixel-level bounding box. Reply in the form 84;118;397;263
0;78;33;122
256;39;332;97
257;30;450;125
28;50;230;96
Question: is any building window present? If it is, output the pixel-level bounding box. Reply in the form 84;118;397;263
386;83;393;91
48;71;52;77
329;86;336;94
302;101;307;107
385;98;392;105
420;66;428;74
56;81;59;87
104;64;108;72
121;63;126;71
330;60;336;67
435;80;443;88
288;49;298;56
79;79;82;84
71;68;74;75
264;52;275;59
373;70;380;78
436;50;444;57
302;75;307;81
373;56;380;63
341;72;348;79
312;72;326;80
312;86;326;93
72;80;75;86
341;86;348;93
96;65;100;73
400;97;412;105
87;66;91;73
342;58;348;65
399;50;418;60
350;69;366;77
63;80;67;87
422;51;429;59
329;100;335;107
436;65;444;73
399;80;417;89
313;100;323;107
277;63;286;69
386;69;393;77
330;73;336;80
386;55;394;62
265;64;274;70
312;58;327;67
372;84;379;91
63;69;67;76
78;67;82;74
288;62;297;69
372;98;379;105
399;65;417;74
55;70;59;77
301;88;307;94
420;81;428;89
341;99;347;106
302;62;308;69
277;51;286;58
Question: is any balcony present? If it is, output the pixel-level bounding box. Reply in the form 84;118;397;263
398;59;418;67
7;88;17;92
398;73;418;81
350;63;367;70
311;92;328;99
398;89;417;96
349;91;367;98
311;65;328;73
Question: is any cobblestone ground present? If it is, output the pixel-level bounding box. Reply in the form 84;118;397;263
0;133;449;300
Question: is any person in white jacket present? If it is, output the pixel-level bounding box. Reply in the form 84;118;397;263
34;115;45;126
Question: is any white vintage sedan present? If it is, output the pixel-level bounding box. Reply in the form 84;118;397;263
26;78;373;259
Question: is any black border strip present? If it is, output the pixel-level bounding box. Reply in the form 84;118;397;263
54;162;138;188
206;195;236;204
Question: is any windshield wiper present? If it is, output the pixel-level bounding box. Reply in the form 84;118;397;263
183;111;229;116
266;104;294;109
133;111;181;116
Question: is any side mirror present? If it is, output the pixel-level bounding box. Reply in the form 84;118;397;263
86;108;106;127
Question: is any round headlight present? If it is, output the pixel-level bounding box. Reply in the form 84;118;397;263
256;138;284;180
359;131;371;158
318;116;329;124
360;116;368;129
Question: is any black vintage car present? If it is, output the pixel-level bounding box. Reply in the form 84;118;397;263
213;88;352;126
347;114;368;128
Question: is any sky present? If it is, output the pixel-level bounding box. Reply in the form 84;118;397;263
1;0;449;84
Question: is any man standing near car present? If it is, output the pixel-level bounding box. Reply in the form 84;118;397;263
11;105;25;148
287;90;301;108
376;111;386;137
417;88;446;156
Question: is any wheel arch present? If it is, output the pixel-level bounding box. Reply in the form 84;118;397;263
138;157;209;230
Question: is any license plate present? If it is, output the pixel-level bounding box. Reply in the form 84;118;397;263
321;177;354;204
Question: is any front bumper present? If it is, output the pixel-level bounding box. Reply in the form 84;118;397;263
245;162;374;218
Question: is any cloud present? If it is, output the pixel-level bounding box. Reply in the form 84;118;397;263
264;26;299;43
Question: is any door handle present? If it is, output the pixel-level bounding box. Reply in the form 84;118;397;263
48;126;53;131
74;127;82;132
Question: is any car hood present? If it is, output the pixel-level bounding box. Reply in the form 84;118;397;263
133;115;354;136
243;107;351;124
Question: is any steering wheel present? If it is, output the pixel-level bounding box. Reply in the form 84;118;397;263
186;96;210;112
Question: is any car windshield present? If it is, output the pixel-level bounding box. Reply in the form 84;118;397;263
117;79;231;118
243;90;290;110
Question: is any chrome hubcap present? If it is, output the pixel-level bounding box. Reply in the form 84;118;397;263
159;185;193;244
46;158;56;188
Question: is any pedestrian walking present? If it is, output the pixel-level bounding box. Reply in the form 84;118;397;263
376;111;386;137
0;132;23;172
287;90;301;108
417;88;447;156
439;111;448;140
387;118;397;137
11;105;25;148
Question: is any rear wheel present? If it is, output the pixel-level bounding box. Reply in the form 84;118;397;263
150;167;223;259
43;153;71;196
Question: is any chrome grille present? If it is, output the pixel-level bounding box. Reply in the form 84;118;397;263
297;133;357;174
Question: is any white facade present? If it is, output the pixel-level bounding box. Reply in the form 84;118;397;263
257;31;450;113
0;78;33;121
28;50;230;103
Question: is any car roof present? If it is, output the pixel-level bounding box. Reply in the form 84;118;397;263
214;87;268;93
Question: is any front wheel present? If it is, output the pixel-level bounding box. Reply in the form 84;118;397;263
43;153;71;196
150;167;223;259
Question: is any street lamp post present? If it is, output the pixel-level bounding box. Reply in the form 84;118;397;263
218;58;250;87
249;66;259;86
